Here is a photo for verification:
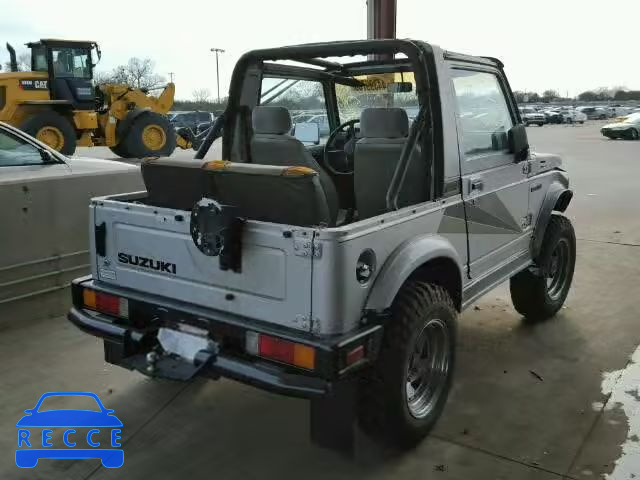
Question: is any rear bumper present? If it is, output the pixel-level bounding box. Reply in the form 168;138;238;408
68;277;384;399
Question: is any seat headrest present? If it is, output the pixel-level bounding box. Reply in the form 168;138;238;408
252;106;292;135
360;108;409;138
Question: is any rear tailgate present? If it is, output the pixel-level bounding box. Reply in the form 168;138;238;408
91;198;314;332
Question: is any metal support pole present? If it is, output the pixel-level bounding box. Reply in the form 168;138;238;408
367;0;397;39
215;53;220;102
210;48;225;103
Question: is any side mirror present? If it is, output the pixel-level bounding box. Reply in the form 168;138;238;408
293;122;320;145
508;124;529;162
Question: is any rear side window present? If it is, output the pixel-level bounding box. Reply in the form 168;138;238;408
451;69;514;157
0;129;44;167
260;77;329;139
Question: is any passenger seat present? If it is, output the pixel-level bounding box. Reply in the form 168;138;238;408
354;108;428;219
250;106;339;225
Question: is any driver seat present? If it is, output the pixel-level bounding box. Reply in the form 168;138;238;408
250;106;339;225
354;108;429;219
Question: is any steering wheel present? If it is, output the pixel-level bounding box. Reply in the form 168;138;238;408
323;118;359;175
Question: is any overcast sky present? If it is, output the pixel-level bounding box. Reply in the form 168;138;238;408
1;0;638;100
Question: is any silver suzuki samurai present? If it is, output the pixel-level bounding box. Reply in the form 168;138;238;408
68;39;575;451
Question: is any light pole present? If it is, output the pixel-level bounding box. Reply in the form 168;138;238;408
210;47;225;103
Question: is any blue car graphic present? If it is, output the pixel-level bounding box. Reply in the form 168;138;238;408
16;391;123;468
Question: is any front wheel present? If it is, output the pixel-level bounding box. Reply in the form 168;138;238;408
629;128;639;140
20;111;77;156
117;112;177;158
538;122;544;127
510;215;576;322
358;281;457;448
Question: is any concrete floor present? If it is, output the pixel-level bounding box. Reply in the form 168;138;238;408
1;122;639;479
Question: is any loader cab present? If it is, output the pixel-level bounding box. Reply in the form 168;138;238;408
27;39;98;110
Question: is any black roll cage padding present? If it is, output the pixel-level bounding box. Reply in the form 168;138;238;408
194;114;226;160
201;39;441;210
385;105;428;211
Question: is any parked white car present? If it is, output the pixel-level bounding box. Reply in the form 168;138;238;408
561;109;587;124
519;107;546;126
609;106;633;117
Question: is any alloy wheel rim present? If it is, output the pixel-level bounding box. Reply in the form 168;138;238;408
406;318;450;419
546;238;570;300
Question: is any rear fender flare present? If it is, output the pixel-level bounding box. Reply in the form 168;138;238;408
531;173;572;258
365;234;464;312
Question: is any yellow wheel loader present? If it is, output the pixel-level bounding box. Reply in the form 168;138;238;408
0;39;191;157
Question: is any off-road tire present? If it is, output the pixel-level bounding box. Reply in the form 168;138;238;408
119;112;177;158
20;111;77;156
510;215;576;322
358;281;457;448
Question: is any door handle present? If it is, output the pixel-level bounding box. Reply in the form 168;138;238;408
469;178;484;192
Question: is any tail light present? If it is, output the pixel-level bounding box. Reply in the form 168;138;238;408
82;288;129;319
245;332;315;370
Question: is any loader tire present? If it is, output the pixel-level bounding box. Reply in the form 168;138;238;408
108;143;128;158
21;112;77;156
510;215;576;322
358;281;457;449
119;112;176;158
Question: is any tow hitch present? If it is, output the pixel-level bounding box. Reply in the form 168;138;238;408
123;326;219;381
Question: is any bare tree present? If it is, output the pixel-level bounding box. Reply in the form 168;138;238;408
124;58;165;90
192;88;212;103
94;57;166;90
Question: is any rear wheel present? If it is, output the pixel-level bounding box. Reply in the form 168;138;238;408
510;215;576;322
117;112;176;158
538;122;544;127
629;128;639;140
20;111;77;155
358;281;457;448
